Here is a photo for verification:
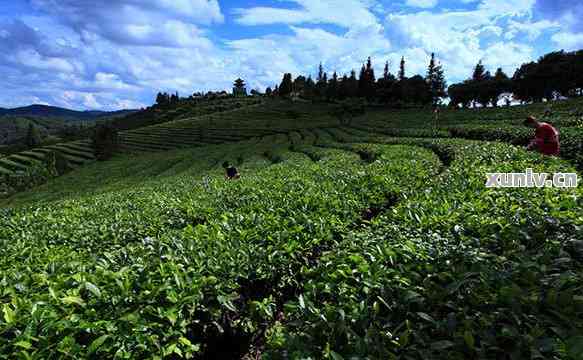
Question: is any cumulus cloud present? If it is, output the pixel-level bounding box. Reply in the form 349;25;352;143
234;0;379;29
0;1;230;110
0;0;577;110
383;0;544;81
30;0;224;47
535;0;583;31
228;23;392;88
406;0;439;9
551;32;583;51
533;0;583;49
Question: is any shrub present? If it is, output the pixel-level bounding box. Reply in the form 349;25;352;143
45;150;72;176
93;124;119;161
0;161;52;198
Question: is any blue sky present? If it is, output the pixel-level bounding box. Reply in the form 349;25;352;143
0;0;581;110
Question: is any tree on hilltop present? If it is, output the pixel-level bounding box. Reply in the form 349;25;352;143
398;56;406;82
358;57;376;100
279;73;293;97
426;53;447;105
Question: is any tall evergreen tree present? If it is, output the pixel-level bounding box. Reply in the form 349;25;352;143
316;63;328;98
426;53;446;105
398;57;406;82
305;76;316;98
348;70;358;98
383;61;390;81
279;73;293;97
358;57;376;100
470;60;492;106
293;75;307;95
327;72;339;100
339;74;349;99
317;63;325;83
490;68;511;107
358;64;367;97
472;60;488;82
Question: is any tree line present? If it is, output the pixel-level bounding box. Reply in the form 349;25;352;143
450;50;583;107
270;49;583;108
271;54;447;107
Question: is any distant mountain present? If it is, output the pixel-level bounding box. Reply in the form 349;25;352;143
0;104;136;120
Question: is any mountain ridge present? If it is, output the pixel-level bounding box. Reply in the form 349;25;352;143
0;104;136;120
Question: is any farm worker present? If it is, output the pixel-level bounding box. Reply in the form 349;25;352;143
222;161;240;180
523;116;560;156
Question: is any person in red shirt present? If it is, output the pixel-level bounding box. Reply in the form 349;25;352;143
524;116;560;156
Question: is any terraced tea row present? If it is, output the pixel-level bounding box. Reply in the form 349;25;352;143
0;140;94;174
1;127;581;358
117;101;338;153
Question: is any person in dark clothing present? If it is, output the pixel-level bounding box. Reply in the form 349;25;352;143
222;161;240;180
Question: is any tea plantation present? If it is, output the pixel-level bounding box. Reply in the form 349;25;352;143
0;99;582;359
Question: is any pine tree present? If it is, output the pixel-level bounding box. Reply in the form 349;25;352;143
339;74;349;99
293;75;306;95
327;72;339;100
348;70;358;98
490;68;511;107
398;57;406;82
472;60;487;82
357;57;376;100
317;63;325;83
426;53;446;105
358;64;367;97
305;75;316;98
279;73;293;97
383;61;390;81
316;63;328;98
433;62;447;104
471;60;492;106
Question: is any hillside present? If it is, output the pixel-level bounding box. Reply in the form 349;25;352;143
0;98;581;358
0;104;135;120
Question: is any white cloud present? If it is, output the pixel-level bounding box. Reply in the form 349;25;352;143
30;0;224;47
551;32;583;51
406;0;439;9
0;0;575;111
383;0;543;82
234;0;379;29
227;24;392;89
505;19;559;41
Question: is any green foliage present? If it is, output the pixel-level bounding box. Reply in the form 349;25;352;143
92;124;119;161
279;73;293;97
25;123;42;149
0;98;582;359
44;150;72;176
0;160;52;198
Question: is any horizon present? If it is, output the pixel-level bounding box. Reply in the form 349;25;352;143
1;0;582;111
